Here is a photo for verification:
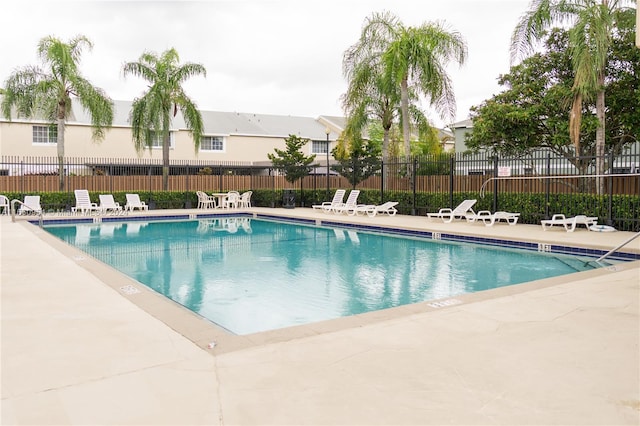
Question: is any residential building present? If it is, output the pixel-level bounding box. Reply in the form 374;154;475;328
448;118;473;152
0;99;455;175
0;99;342;173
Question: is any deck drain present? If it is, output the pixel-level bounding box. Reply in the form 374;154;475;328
428;298;462;308
73;256;85;261
119;285;141;295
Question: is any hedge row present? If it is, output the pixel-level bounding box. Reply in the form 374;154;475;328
4;189;638;230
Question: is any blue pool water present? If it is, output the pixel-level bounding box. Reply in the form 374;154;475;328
45;217;599;335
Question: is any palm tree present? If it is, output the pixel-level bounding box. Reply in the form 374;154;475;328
345;11;467;157
341;49;402;164
1;35;113;190
122;48;206;190
511;0;633;187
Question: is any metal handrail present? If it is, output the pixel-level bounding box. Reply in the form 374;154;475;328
479;173;640;198
595;231;640;263
10;199;44;226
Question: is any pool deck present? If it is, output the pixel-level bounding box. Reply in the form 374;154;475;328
1;208;639;425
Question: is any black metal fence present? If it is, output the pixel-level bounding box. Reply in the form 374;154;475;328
1;149;638;230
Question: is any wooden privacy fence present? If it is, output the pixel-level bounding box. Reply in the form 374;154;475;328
0;173;637;195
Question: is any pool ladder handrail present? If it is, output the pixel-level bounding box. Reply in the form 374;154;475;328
595;231;640;263
10;199;44;227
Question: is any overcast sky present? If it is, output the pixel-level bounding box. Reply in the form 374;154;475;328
1;0;532;128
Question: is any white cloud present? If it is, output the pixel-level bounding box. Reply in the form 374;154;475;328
1;0;531;127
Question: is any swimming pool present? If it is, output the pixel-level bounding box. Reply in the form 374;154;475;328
43;216;606;335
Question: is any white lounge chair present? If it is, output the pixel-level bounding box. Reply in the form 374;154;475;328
196;191;216;209
351;201;399;217
427;199;477;223
17;195;42;215
333;190;361;214
312;189;346;213
541;214;598;232
99;194;123;214
72;189;100;215
125;193;149;211
0;195;9;215
467;210;520;226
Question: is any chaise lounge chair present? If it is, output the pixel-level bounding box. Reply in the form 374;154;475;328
541;214;598;232
125;193;149;212
17;195;42;215
467;210;520;226
72;189;100;215
312;189;346;213
350;201;399;217
333;190;361;215
99;194;123;214
427;199;477;223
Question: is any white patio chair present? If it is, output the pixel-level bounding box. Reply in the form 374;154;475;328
351;201;399;217
312;189;346;213
427;199;477;223
72;189;100;215
125;193;149;211
196;191;216;209
541;214;598;232
332;190;361;215
0;195;9;215
467;210;520;226
98;194;123;214
239;191;253;208
17;195;42;215
221;191;240;209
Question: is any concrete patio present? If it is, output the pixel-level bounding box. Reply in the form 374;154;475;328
1;208;639;425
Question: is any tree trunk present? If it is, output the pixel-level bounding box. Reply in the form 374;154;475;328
162;117;170;191
569;93;582;154
57;117;65;191
382;127;391;185
595;75;606;194
400;78;410;157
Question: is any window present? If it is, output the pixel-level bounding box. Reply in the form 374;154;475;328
150;131;174;149
32;125;57;144
312;140;329;154
201;136;224;152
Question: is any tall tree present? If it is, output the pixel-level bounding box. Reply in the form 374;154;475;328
123;48;206;190
345;11;467;157
331;135;382;189
469;29;596;174
267;134;316;184
1;35;113;190
341;49;401;165
511;0;633;187
469;14;638;171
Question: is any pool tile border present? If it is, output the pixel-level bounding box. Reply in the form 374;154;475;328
316;218;637;262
